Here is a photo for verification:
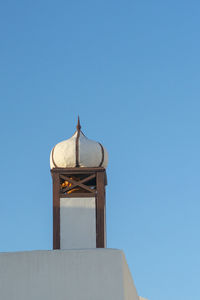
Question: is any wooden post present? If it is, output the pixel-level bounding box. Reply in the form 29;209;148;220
96;171;106;248
52;172;60;249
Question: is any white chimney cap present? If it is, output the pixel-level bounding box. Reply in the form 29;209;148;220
50;118;108;169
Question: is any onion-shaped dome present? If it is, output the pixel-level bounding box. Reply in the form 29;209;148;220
50;118;108;169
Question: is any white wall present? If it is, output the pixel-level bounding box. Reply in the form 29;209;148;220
0;249;140;300
60;197;96;249
122;253;140;300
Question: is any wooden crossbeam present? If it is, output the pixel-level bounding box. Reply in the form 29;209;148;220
60;174;96;193
60;174;95;185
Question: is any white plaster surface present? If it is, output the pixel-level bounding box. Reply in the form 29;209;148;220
79;132;108;168
0;249;140;300
50;131;77;169
60;197;96;249
50;131;108;169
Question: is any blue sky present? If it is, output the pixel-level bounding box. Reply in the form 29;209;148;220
0;1;200;299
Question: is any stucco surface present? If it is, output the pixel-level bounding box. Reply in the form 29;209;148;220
0;249;139;300
60;197;96;249
50;132;77;168
50;131;108;169
79;132;108;168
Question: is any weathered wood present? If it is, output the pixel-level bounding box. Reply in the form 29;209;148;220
60;174;96;193
60;174;96;184
96;171;106;248
51;167;106;174
52;172;60;249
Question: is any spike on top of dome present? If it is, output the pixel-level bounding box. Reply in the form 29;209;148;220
76;115;81;131
50;117;108;169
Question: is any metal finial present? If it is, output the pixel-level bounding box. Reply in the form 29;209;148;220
76;115;81;131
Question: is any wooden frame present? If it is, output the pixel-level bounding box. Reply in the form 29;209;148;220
51;167;107;249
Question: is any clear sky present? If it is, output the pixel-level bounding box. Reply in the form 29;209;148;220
0;1;200;299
